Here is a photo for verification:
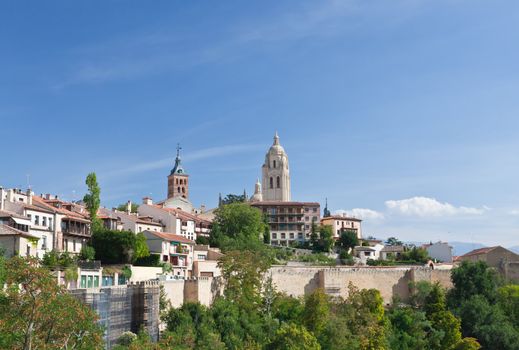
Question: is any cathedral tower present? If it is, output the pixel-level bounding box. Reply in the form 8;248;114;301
262;132;291;202
167;144;189;199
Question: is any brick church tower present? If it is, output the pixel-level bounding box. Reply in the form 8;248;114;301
167;144;189;199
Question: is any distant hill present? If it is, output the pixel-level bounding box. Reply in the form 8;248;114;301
448;241;486;256
509;246;519;254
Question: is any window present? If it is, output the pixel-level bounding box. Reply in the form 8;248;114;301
270;177;273;189
273;160;277;168
49;218;53;229
272;232;277;239
139;226;142;232
305;216;309;221
351;222;354;228
28;214;32;220
64;239;68;252
298;233;303;239
197;254;206;260
42;217;47;226
305;208;309;212
305;224;309;230
26;245;30;257
276;176;280;188
313;207;317;212
289;232;294;239
35;215;39;225
73;240;76;252
42;236;47;250
281;233;286;239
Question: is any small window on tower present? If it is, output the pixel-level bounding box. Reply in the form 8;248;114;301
273;160;276;168
276;176;280;188
270;177;273;189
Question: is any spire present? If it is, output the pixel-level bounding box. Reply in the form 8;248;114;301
243;189;247;202
323;197;331;217
171;143;186;175
218;193;222;207
273;131;279;145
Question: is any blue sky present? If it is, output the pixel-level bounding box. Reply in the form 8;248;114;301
2;0;519;246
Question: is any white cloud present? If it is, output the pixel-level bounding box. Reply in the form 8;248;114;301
385;196;486;217
334;208;384;220
508;209;519;216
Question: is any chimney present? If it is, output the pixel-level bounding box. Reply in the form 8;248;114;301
45;193;51;200
142;197;153;205
126;200;132;214
26;189;34;205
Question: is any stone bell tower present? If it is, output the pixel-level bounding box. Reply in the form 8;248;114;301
261;132;291;202
167;144;189;199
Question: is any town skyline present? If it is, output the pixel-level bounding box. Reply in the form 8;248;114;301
2;1;519;246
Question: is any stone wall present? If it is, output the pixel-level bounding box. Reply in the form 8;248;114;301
269;265;452;304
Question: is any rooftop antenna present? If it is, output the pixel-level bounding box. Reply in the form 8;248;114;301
26;174;31;190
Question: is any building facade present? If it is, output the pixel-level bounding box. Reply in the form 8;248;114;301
320;214;362;240
251;201;320;246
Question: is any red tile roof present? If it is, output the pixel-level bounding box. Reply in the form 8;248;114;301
144;230;194;244
461;246;499;257
32;196;90;223
152;205;211;224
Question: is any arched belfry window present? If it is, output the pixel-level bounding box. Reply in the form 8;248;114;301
270;177;273;189
276;176;280;188
177;186;181;193
273;160;276;168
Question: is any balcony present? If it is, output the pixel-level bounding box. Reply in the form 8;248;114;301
169;245;189;255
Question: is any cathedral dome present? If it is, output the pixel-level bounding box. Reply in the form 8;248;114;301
267;132;287;156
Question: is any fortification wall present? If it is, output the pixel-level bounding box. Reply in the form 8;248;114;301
269;265;452;304
162;280;185;308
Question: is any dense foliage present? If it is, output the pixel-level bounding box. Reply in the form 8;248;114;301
83;172;102;231
0;256;103;349
91;228;150;264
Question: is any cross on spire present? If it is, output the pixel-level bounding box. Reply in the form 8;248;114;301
176;143;182;158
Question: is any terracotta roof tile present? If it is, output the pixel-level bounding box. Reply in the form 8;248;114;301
461;246;499;257
144;230;194;244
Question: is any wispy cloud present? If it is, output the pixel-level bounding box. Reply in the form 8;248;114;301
55;0;426;88
385;196;487;217
102;143;263;179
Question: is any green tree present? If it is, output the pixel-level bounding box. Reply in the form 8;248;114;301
117;202;139;213
457;295;519;350
79;245;96;261
387;307;430;350
134;232;150;260
302;289;330;338
313;225;334;253
448;261;498;307
0;257;103;349
91;229;137;264
221;194;246;205
345;284;389;350
209;203;266;251
218;250;271;311
272;294;304;323
336;230;359;252
453;338;481;350
400;247;429;263
267;323;321;350
498;285;519;327
424;284;464;350
385;237;403;246
83;172;102;232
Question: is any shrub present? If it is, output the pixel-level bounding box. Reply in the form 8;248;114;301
79;246;95;261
